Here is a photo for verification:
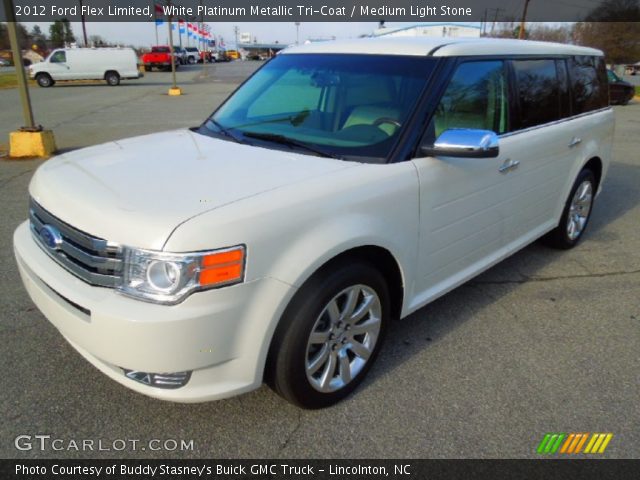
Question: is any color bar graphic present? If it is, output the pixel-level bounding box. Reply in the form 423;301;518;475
538;433;613;454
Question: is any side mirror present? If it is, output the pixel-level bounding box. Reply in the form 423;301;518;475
420;129;500;158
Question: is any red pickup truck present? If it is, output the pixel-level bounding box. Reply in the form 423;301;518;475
141;46;179;72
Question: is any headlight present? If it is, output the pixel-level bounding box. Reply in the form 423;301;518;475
119;245;245;304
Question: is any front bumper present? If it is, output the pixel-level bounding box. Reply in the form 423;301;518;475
14;221;293;402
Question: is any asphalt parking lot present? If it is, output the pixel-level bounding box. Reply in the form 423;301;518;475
0;62;639;459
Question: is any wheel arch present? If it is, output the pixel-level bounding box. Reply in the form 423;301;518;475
583;156;603;191
262;243;405;385
307;245;405;322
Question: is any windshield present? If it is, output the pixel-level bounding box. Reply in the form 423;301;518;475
203;54;436;162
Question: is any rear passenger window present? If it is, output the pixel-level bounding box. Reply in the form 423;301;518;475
569;56;609;114
513;60;560;129
431;61;509;138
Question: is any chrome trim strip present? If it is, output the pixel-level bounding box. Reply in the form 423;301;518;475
499;107;612;139
29;199;124;288
58;239;123;272
30;200;113;253
30;224;121;287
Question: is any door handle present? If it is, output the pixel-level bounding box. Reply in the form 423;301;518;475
499;158;520;174
568;137;582;148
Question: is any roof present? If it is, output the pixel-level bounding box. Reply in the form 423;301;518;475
374;23;481;37
282;37;603;57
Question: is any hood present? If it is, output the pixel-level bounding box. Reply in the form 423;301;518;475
29;129;352;250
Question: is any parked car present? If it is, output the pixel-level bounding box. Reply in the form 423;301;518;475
29;47;142;87
141;46;177;72
607;69;635;105
184;47;200;64
200;50;214;63
15;38;614;408
0;58;9;67
172;46;188;65
225;49;240;60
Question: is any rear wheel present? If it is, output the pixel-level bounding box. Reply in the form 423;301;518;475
188;56;196;64
267;262;389;408
543;169;596;249
35;73;54;88
105;71;120;86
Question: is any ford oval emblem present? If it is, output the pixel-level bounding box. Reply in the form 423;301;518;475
40;224;63;251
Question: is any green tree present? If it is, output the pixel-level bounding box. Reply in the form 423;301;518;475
49;21;65;48
62;19;75;45
30;25;48;52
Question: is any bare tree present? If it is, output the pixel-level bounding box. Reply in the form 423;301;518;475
573;0;640;65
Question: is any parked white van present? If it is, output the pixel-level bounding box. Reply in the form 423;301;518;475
29;47;142;87
14;38;614;408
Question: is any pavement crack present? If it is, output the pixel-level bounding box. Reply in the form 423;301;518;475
50;90;156;130
471;268;640;286
278;410;303;453
0;169;35;189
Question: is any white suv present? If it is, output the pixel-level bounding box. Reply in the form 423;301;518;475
14;38;614;408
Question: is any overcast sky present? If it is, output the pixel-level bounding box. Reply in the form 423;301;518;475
21;21;480;47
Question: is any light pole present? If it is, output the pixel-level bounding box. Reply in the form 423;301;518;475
295;22;300;45
166;1;181;95
3;0;56;157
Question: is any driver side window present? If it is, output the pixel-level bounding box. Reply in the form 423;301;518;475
431;61;509;139
50;51;66;63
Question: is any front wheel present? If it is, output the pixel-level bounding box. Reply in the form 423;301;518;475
543;169;596;249
105;71;120;86
35;73;54;88
267;262;389;408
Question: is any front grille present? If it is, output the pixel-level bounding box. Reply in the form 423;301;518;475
29;199;123;288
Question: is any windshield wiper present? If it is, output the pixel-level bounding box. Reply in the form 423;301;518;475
205;118;242;143
242;131;343;160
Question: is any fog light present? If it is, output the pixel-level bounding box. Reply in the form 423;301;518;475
122;369;192;389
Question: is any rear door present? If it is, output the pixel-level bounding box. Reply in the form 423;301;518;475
500;58;575;246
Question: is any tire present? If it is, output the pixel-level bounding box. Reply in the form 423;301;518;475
188;56;195;64
105;71;120;86
543;169;596;249
36;73;54;88
144;66;151;72
267;262;389;408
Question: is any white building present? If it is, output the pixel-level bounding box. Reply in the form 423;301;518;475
373;23;481;39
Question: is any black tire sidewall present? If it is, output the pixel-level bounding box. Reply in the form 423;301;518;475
269;262;390;409
36;74;52;87
106;72;119;86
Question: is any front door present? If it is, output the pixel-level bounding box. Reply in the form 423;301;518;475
410;60;518;308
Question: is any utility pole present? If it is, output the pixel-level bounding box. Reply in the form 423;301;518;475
519;0;532;39
295;22;301;44
488;8;504;34
234;25;239;50
78;0;88;46
481;9;488;36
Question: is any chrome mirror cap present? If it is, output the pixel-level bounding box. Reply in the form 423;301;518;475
421;129;500;158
